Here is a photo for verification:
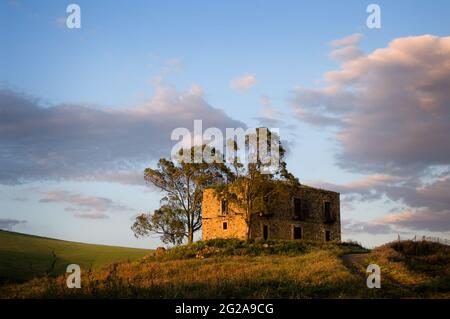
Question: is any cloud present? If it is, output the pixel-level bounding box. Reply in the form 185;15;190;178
329;45;364;62
190;84;204;97
0;218;26;230
82;171;146;186
385;176;450;213
0;85;244;185
292;35;450;176
309;175;402;201
291;85;354;126
260;106;279;120
72;212;109;219
259;95;271;107
311;173;450;232
254;94;294;128
342;219;393;235
313;173;450;212
254;105;281;124
294;35;450;234
329;33;365;62
330;33;363;47
380;209;450;232
39;191;132;219
375;175;450;232
230;74;257;92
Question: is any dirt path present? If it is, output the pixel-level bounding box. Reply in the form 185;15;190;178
341;253;409;297
341;253;369;276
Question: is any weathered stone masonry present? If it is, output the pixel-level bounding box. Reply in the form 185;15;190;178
202;185;341;242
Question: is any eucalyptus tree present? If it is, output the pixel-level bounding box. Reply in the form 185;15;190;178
132;146;232;245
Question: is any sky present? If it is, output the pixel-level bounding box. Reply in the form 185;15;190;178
1;0;450;248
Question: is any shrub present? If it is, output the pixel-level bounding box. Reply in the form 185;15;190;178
147;238;367;262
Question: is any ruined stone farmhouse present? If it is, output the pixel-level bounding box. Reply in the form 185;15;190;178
202;184;341;242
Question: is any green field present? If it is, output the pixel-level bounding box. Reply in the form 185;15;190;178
0;230;150;284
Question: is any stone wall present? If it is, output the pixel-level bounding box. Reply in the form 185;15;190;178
202;188;248;240
201;185;341;242
249;186;341;241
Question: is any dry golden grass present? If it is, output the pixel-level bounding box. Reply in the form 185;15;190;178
1;239;449;299
365;240;450;298
368;245;430;285
1;242;366;299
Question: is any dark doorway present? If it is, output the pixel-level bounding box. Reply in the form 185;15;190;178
263;225;269;240
293;226;302;240
223;222;227;230
325;230;331;242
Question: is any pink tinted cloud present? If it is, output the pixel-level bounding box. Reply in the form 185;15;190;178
292;35;450;175
39;191;133;219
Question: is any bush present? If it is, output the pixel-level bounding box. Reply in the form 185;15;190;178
375;240;450;278
148;238;367;261
390;240;449;257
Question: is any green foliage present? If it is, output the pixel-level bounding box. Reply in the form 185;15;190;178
135;129;300;244
390;240;450;257
148;238;367;261
135;145;232;244
132;206;186;245
213;129;301;238
388;240;450;276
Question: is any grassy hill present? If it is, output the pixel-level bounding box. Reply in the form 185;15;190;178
0;230;150;284
366;240;450;297
3;238;369;298
1;235;449;298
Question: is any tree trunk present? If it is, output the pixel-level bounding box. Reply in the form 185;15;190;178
246;206;251;240
187;228;194;244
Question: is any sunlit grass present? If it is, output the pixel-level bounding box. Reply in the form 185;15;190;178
0;239;369;298
1;237;449;299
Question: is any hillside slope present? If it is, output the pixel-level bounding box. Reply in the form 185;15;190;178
2;239;371;298
1;238;449;298
365;240;450;298
0;230;150;284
